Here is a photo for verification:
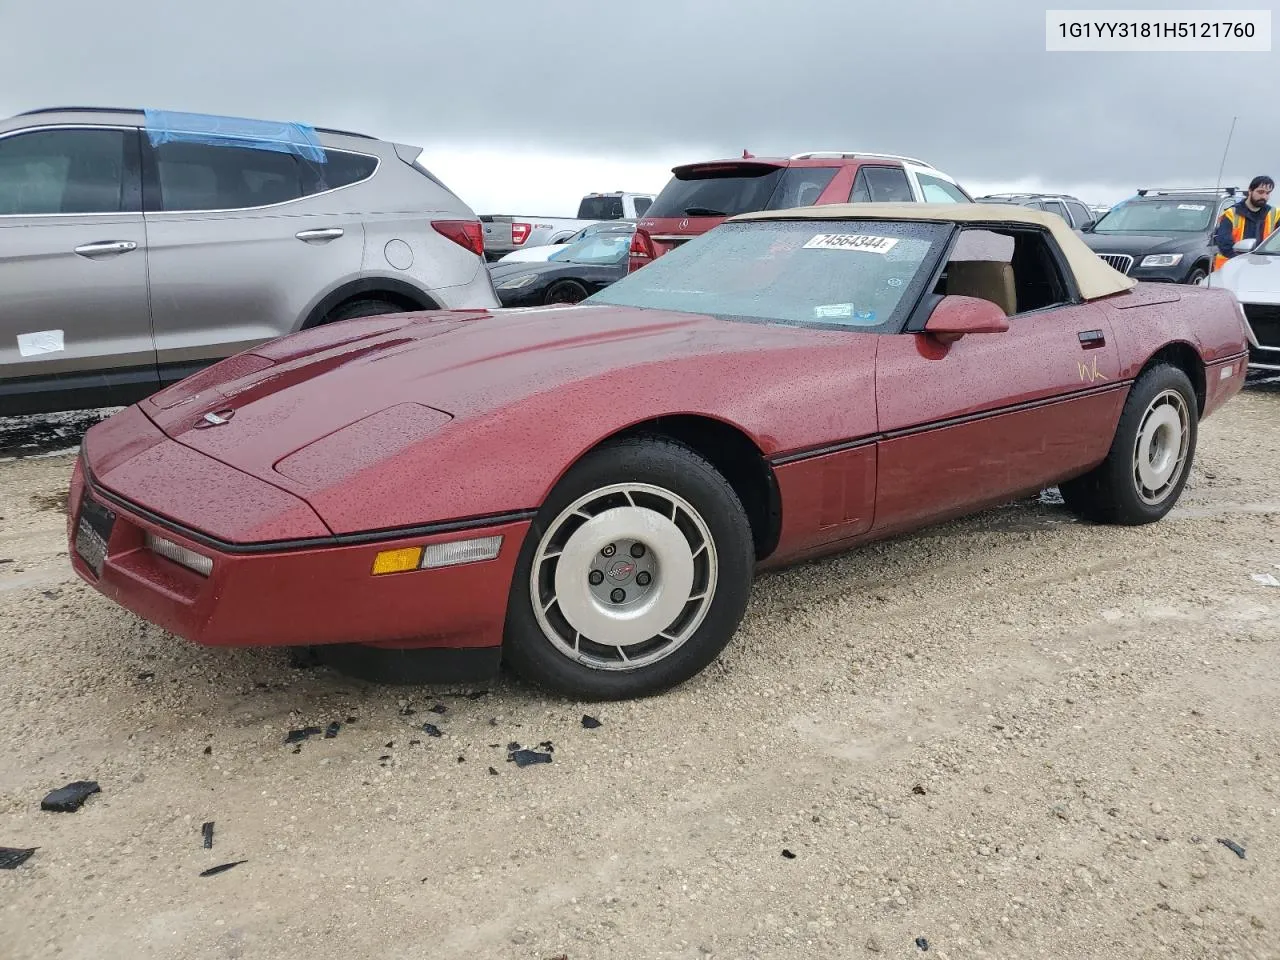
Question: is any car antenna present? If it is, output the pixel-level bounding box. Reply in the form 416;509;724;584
1214;115;1237;196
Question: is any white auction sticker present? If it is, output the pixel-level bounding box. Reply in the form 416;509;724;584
803;233;899;254
1178;203;1207;210
16;330;64;357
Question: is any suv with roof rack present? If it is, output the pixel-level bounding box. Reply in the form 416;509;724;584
0;106;499;416
628;150;973;272
973;193;1098;231
1078;186;1240;285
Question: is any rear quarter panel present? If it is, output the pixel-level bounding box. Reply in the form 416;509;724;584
1098;284;1249;417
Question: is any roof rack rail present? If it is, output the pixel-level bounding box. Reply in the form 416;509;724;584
1137;186;1239;196
16;105;142;117
13;106;375;140
789;150;933;167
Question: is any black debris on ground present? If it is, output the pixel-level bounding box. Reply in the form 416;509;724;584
507;749;552;767
581;714;602;729
346;716;358;724
913;785;927;795
41;781;100;812
0;559;12;564
507;741;521;752
199;860;247;877
287;647;322;670
457;756;466;763
409;740;422;746
465;690;488;700
378;755;392;762
538;741;555;753
489;718;498;726
201;822;214;849
781;849;797;859
429;703;447;714
385;741;395;749
0;847;37;869
916;937;930;951
203;746;212;756
422;723;442;738
1218;838;1247;859
398;702;415;716
488;767;499;776
324;722;341;739
136;672;155;681
41;589;62;600
283;727;323;745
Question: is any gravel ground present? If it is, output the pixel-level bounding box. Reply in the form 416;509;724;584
1;384;1279;960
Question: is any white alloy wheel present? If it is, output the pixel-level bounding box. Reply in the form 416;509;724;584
529;482;719;671
1132;388;1191;505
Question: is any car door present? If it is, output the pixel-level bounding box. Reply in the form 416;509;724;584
141;136;367;383
0;125;153;410
871;225;1124;536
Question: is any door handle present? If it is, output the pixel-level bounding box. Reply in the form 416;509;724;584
73;240;137;258
296;228;344;242
1078;329;1106;349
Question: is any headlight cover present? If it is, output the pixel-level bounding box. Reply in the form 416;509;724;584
1140;253;1183;268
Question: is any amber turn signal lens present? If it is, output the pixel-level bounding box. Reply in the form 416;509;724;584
371;547;423;575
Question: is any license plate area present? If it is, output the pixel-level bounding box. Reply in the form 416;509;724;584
74;496;116;578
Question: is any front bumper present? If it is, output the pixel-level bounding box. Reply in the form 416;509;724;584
68;455;530;651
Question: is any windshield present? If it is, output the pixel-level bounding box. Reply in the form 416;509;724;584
1091;198;1217;233
548;229;633;264
584;219;950;331
1255;227;1280;254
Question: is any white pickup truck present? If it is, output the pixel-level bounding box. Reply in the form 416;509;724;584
480;191;654;261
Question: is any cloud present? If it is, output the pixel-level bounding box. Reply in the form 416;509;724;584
2;0;1274;212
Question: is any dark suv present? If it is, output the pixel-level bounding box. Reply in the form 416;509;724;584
1079;187;1239;285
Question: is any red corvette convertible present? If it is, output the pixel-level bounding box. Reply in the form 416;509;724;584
68;203;1250;700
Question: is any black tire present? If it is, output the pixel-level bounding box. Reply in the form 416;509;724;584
1059;363;1198;525
320;297;408;324
544;280;589;305
1185;264;1208;285
502;436;755;700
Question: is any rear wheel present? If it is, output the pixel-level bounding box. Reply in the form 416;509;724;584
320;297;409;324
502;437;755;700
544;280;589;305
1059;363;1198;524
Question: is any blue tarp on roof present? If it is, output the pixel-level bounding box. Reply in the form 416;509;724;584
142;109;327;163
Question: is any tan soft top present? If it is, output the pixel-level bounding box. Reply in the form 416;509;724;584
730;202;1137;301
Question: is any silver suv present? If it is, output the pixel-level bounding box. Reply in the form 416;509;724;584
0;107;500;416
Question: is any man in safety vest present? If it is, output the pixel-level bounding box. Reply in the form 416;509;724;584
1213;175;1277;271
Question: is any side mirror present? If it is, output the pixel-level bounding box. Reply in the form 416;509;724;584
1234;238;1257;254
1081;220;1096;232
924;294;1010;344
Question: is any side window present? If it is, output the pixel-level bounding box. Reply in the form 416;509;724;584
766;166;840;209
859;165;914;202
632;197;652;217
1041;200;1070;223
938;227;1070;316
1065;200;1093;227
849;168;871;203
0;128;132;215
305;150;377;194
153;141;303;211
917;173;970;203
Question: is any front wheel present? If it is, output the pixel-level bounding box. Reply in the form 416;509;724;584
502;437;755;700
1185;265;1208;285
1059;362;1198;524
544;280;589;305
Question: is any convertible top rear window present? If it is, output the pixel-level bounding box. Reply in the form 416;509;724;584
585;219;951;331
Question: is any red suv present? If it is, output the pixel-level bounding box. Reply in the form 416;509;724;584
628;151;973;272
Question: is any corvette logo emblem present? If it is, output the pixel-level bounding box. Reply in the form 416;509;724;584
608;560;636;580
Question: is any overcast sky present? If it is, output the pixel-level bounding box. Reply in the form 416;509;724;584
2;0;1275;214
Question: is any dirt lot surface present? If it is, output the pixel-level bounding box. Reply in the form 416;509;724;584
2;385;1279;960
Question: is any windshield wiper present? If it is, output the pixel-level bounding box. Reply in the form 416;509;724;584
683;206;726;217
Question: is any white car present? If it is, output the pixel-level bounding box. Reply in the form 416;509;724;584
494;220;635;264
1204;231;1280;373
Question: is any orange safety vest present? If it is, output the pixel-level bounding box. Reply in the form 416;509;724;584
1213;205;1280;270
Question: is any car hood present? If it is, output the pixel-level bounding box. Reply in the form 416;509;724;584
1083;232;1204;256
1206;253;1280;298
137;305;862;505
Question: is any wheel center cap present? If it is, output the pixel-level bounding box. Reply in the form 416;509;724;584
607;560;636;581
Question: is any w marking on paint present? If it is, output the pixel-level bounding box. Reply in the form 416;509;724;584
1077;356;1108;383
